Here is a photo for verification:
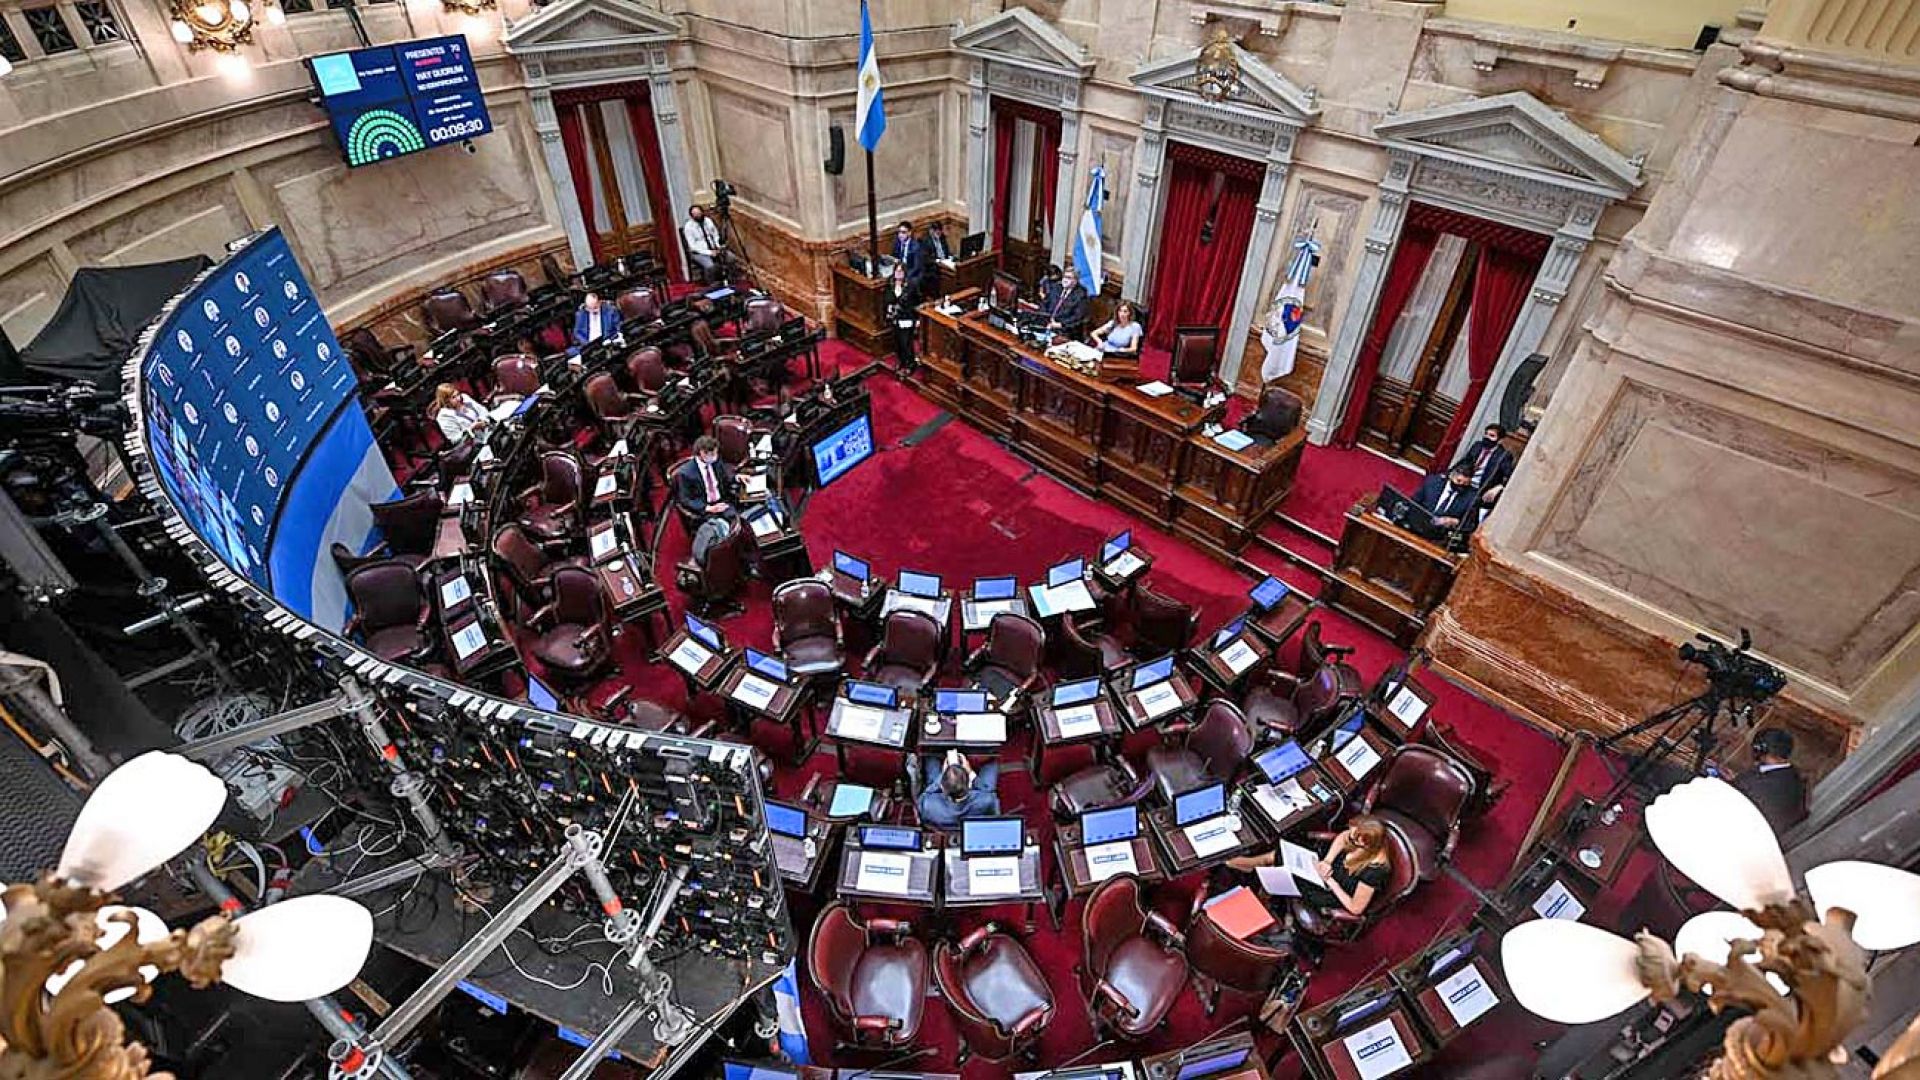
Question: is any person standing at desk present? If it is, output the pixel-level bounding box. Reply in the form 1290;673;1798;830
572;290;619;348
432;383;491;447
884;262;922;376
1090;301;1143;354
1413;466;1481;534
918;749;1001;829
1042;266;1089;340
892;221;931;292
1733;727;1807;836
682;205;728;283
673;435;738;522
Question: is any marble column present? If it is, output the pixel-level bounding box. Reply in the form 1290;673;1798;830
1460;201;1596;438
526;65;593;269
1048;89;1083;271
650;64;695;226
1119;101;1167;302
1307;148;1414;443
965;63;991;234
1221;144;1293;388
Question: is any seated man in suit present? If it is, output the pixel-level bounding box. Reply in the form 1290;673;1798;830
1733;728;1807;836
1413;466;1482;535
673;435;738;522
1452;423;1517;512
924;220;954;265
572;291;620;348
917;749;1001;829
1040;265;1090;340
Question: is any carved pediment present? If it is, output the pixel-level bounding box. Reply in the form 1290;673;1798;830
1374;91;1640;197
952;7;1093;77
1129;43;1318;125
504;0;681;53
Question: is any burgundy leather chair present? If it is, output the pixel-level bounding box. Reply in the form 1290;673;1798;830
1129;587;1198;659
616;287;662;324
772;580;844;678
808;902;929;1051
490;523;584;611
1185;887;1291;1013
423;289;479;335
366;490;443;568
675;518;749;617
490;353;541;405
480;270;530;313
863;610;943;696
1241;384;1305;442
1287;817;1423;959
341;326;416;378
519;451;586;543
1144;699;1256;804
712;415;756;468
525;566;614;686
583;372;644;436
1169;325;1222;398
933;924;1055;1064
570;679;705;737
743;297;785;337
626;347;671;395
1243;622;1363;741
1049;616;1111;681
344;560;435;662
1049;755;1154;820
1361;744;1478;878
1080;874;1188;1040
965;612;1046;703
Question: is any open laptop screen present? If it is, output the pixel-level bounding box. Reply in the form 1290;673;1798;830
972;575;1016;601
1174;782;1226;827
1131;654;1175;690
832;550;870;581
1081;806;1139;846
1047;558;1085;589
1102;530;1132;564
934;688;988;714
961;817;1025;856
899;569;942;598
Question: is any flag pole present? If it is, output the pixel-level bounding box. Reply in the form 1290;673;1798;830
865;148;880;277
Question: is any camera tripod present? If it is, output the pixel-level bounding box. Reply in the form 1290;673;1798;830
707;187;759;291
1596;685;1754;809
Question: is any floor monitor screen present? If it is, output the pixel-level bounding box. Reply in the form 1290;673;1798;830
811;412;875;487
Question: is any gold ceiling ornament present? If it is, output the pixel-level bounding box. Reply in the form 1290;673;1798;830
0;875;237;1080
166;0;255;52
441;0;499;17
1195;23;1242;103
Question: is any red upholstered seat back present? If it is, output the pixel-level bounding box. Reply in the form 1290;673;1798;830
1188;700;1254;779
492;354;540;397
807;903;867;1016
346;560;423;631
1082;874;1148;977
774;580;836;641
481;270;529;311
984;613;1046;679
878;610;943;669
627;347;669;392
370;490;444;556
617;287;660;322
714;415;753;466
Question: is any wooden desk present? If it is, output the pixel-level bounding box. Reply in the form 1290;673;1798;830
1390;930;1510;1048
1176;426;1307;559
1241;764;1340;839
596;553;669;652
1322;494;1463;647
917;709;1010;753
719;665;808;752
1192;630;1270;697
1140;1031;1268;1080
770;816;836;895
1031;694;1123;781
1291;983;1432;1080
1317;726;1395;794
837;838;940;907
1554;796;1640;889
1118;671;1200;732
880;588;954;634
1093;544;1154;593
821;694;915;772
444;610;516;681
1247;591;1314;653
1145;806;1263;877
940;844;1045;929
934;250;996;299
830;263;891;357
660;629;734;696
960;592;1031;635
1054;821;1163;900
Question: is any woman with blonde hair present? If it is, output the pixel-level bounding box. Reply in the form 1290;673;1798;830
1229;814;1393;917
432;382;490;447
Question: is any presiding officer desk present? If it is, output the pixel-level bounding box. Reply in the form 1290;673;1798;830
920;289;1305;557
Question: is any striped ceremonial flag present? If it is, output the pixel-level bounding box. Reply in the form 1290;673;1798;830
856;0;886;152
1260;235;1320;382
1072;166;1106;289
772;959;810;1064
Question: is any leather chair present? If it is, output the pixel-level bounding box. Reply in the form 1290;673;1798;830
367;490;444;568
1241;384;1305;442
584;372;644;436
713;415;757;468
1185;887;1291;1014
807;903;929;1051
344;560;435;662
490;353;541;405
626;347;671;395
1049;755;1154;820
863;610;943;696
341;326;416;379
772;580;844;678
1169;326;1222;399
1144;699;1256;804
519;451;586;543
1049;616;1111;681
1287;817;1422;959
525;566;614;686
490;523;584;611
933;924;1055;1064
617;286;662;324
1361;744;1478;878
743;297;786;338
570;679;705;737
1129;587;1198;659
1079;874;1188;1040
965;613;1046;703
675;518;749;617
423;289;480;335
480;270;530;313
1243;622;1363;741
541;253;575;293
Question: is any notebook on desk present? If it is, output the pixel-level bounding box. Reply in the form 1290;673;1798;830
1204;886;1276;940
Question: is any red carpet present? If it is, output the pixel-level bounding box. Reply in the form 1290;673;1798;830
589;341;1648;1075
1280;443;1421;541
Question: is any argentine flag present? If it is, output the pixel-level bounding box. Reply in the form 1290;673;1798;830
772;960;811;1064
1260;234;1320;382
856;0;886;152
1072;166;1106;288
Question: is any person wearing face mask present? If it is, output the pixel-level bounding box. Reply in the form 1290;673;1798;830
673;435;738;522
1413;466;1482;536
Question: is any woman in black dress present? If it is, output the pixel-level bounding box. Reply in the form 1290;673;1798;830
1228;815;1393;917
884;262;922;375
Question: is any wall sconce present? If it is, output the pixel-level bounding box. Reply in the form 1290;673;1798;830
1501;777;1920;1078
167;0;256;51
0;752;375;1077
441;0;497;17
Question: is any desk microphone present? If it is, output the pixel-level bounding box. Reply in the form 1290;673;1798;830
839;1044;934;1080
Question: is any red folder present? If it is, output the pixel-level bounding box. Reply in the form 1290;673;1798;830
1206;885;1277;940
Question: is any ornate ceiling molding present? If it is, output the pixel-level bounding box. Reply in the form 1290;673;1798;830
952;7;1094;78
1373;91;1642;201
503;0;681;58
1129;41;1320;127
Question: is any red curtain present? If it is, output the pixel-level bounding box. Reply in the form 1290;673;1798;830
991;109;1017;259
1144;146;1260;351
1034;119;1060;240
1333;222;1440;447
1408;201;1550;260
623;92;683;283
555;104;602;264
1432;246;1539;463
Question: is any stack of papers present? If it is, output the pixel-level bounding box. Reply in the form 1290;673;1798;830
1252;777;1317;822
1184;820;1240;858
1205;886;1277;939
1213;429;1256;451
965;855;1022;896
954;713;1006;744
1104;550;1146;579
855;852;913;895
1137;681;1183;720
1436;965;1500;1027
742;473;770;497
1054;704;1104;739
667;638;713;674
1280;839;1326;885
1137;381;1174;398
731;675;779;710
1084;841;1137;881
835;704;887;741
448;482;475;508
1031;579;1095;617
1256;866;1301;898
747;513;782;538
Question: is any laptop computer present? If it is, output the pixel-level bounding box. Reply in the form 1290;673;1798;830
972;575;1016;601
1082;805;1139;847
1131;654;1176;691
898;569;942;599
1255;740;1312;784
1211;616;1248;650
844;680;899;709
744;648;791;683
1101;530;1132;566
859;825;922;851
933;688;988;715
765;801;811;867
960;232;986;258
1175;782;1227;828
1047;558;1085;589
1052;678;1103;707
1250;575;1289;612
526;676;560;712
832;550;870;583
1176;1046;1253;1080
684;612;723;651
961;817;1025;857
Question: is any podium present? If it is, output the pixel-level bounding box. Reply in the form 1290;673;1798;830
1321;494;1462;647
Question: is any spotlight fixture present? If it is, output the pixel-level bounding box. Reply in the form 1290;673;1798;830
1501;777;1920;1078
440;0;497;17
0;751;375;1077
167;0;255;51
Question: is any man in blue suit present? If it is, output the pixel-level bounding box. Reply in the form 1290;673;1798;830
1413;466;1482;535
572;291;619;348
